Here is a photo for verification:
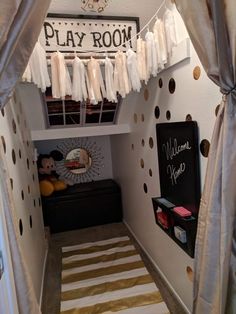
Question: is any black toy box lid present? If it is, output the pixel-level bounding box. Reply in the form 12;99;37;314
42;179;120;201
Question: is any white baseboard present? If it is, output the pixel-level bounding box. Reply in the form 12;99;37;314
39;248;48;308
123;220;191;314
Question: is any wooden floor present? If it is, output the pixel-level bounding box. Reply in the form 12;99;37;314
41;223;187;314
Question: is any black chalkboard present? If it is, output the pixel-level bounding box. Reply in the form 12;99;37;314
156;121;201;216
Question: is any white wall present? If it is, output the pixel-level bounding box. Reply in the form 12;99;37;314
0;93;47;301
35;136;113;181
111;13;221;314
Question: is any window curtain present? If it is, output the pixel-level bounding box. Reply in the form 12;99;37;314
0;1;50;313
0;0;51;109
175;1;236;313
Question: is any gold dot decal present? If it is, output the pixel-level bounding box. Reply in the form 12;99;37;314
186;114;192;121
19;219;23;236
10;178;13;190
186;266;194;282
144;88;149;101
149;137;154;149
29;215;33;229
143;183;148;193
12;119;17;134
1;136;6;154
140;158;144;168
27;158;30;169
154;106;160;119
166;110;171;120
193;66;201;80
200;139;210;157
12;149;16;164
169;78;176;94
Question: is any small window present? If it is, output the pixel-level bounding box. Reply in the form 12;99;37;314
44;88;121;128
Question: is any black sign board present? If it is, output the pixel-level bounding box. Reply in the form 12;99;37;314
156;121;201;216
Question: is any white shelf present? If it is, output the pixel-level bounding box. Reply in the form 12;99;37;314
31;124;131;141
160;38;191;73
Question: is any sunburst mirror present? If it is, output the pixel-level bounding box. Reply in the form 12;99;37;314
55;138;104;184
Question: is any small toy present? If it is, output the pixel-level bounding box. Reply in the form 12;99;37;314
156;211;169;229
37;150;67;197
174;226;187;243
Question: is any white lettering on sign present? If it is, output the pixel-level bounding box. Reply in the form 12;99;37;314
39;17;138;52
167;162;186;186
162;138;191;161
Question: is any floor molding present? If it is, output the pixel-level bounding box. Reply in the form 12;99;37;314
39;247;48;308
123;220;191;314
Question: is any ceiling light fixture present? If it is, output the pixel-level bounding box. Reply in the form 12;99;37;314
81;0;109;13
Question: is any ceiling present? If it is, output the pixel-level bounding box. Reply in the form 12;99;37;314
48;0;164;28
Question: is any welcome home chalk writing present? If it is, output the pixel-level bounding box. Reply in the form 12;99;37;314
167;162;186;186
162;138;191;161
39;17;138;52
162;138;192;185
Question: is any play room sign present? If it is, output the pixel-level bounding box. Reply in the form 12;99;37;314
39;14;140;53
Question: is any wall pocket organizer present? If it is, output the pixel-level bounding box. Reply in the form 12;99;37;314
152;121;201;258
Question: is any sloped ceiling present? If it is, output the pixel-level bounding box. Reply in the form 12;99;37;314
48;0;163;28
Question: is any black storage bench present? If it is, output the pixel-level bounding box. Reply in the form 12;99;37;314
42;179;123;233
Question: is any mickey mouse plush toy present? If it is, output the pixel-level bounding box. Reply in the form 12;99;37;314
37;150;67;196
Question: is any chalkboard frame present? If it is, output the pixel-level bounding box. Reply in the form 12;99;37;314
156;121;201;216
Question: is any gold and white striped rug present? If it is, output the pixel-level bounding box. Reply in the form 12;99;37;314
60;236;169;314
